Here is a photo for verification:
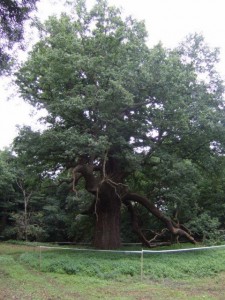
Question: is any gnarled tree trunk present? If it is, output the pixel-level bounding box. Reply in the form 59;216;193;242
72;162;196;249
93;183;121;249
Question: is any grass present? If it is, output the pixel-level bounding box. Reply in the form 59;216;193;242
19;243;225;280
1;242;225;299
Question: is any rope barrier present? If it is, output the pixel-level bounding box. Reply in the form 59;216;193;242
39;245;142;254
38;244;225;280
39;244;225;254
143;244;225;254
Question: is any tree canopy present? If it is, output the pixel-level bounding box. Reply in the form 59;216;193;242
11;0;225;249
0;0;38;73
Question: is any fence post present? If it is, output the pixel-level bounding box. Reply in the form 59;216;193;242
39;246;42;272
141;249;143;281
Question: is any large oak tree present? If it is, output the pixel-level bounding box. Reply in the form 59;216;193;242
14;0;225;249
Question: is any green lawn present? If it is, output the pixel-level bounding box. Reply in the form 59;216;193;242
1;242;225;299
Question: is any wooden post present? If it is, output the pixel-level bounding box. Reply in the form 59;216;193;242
39;246;42;272
141;249;143;281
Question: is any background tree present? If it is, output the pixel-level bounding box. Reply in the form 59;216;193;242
0;148;67;242
0;0;38;74
0;150;16;238
14;0;225;249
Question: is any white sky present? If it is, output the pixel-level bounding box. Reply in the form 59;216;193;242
0;0;225;149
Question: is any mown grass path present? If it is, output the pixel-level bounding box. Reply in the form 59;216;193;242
1;242;225;299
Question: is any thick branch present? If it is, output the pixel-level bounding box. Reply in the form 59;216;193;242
122;193;196;244
73;164;100;193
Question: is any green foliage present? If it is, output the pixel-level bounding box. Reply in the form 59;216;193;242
0;150;17;238
9;212;48;241
15;0;152;174
0;0;38;74
15;0;225;173
0;150;15;195
185;212;222;244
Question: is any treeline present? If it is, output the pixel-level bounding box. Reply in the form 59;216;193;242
0;149;93;242
1;147;225;245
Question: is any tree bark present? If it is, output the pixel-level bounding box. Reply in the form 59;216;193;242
93;183;121;249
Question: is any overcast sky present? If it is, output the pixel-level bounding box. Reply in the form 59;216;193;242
1;0;225;149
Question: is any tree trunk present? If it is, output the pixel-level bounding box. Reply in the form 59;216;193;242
0;212;7;235
93;184;121;249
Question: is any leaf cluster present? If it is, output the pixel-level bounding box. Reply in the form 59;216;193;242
0;0;38;73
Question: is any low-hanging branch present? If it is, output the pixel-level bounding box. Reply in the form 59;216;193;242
122;192;197;245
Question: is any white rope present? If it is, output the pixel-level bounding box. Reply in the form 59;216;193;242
39;245;142;254
143;244;225;254
39;244;225;255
